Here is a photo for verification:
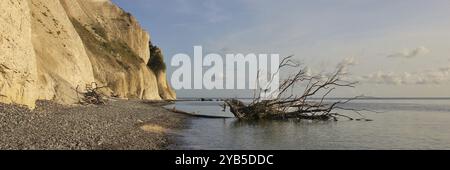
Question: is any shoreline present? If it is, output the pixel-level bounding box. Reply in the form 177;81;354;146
0;100;187;150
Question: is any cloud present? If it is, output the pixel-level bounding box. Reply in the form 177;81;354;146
339;57;357;67
360;71;409;85
304;67;314;77
387;46;430;58
359;65;450;85
337;57;358;74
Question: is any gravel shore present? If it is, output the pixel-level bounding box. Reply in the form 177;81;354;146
0;100;186;150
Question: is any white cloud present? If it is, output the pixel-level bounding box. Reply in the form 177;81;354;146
387;46;430;58
337;57;358;74
339;57;358;66
303;66;315;77
360;71;403;85
359;65;450;85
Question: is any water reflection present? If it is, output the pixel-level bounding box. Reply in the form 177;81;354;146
170;100;450;150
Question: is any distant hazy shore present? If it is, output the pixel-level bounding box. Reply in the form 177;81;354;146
0;100;186;150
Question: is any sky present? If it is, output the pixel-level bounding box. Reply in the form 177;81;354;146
112;0;450;98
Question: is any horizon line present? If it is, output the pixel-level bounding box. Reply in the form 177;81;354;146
177;96;450;100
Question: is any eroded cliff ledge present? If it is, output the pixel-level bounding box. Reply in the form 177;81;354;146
0;0;175;108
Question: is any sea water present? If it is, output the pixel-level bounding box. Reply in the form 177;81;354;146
168;99;450;150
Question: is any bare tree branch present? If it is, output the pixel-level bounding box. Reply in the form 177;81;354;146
225;57;368;121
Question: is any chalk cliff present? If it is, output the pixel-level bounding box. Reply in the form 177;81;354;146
0;0;175;108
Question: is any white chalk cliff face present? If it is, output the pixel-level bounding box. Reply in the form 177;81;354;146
0;0;175;108
0;0;38;108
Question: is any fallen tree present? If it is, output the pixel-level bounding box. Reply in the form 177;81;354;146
225;56;372;121
76;82;108;105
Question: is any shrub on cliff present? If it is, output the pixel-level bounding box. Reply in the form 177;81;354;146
148;43;167;73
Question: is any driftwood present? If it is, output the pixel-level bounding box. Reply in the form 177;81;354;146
144;100;175;107
225;56;371;121
167;107;233;119
76;82;108;105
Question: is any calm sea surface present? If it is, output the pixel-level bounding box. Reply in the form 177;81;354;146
167;99;450;150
